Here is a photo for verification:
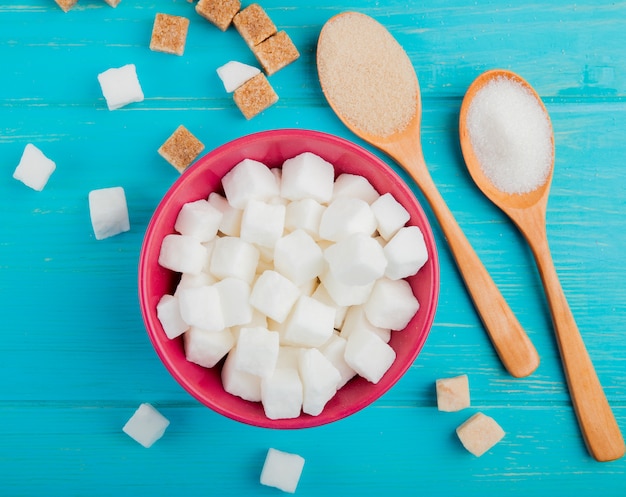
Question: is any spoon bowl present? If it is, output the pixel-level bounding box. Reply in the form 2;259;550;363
459;69;625;462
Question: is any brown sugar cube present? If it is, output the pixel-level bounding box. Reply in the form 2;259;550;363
103;0;121;7
252;31;300;76
456;412;505;457
233;4;277;47
150;13;190;56
195;0;241;32
55;0;78;12
158;125;205;173
233;73;278;120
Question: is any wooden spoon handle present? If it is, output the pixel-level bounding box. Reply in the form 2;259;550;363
417;174;540;377
530;235;625;461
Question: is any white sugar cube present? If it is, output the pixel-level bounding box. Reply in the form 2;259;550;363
283;295;335;348
97;63;144;111
320;334;356;388
216;60;261;92
174;199;223;242
177;285;225;332
364;278;419;330
456;412;505;457
274;230;325;286
318;197;377;242
175;272;217;293
184;326;235;368
319;269;374;307
12;143;56;191
260;448;305;494
232;327;280;378
207;192;242;237
436;374;470;412
298;347;341;416
261;367;303;420
240;199;285;248
311;283;347;330
156;294;188;339
324;233;387;286
284;198;326;239
281;152;335;204
384;226;428;280
344;328;396;384
88;186;130;240
332;173;379;204
250;270;300;323
222;158;279;209
370;192;410;240
159;234;208;275
221;347;262;402
340;305;390;343
214;277;252;327
122;403;170;448
209;236;260;283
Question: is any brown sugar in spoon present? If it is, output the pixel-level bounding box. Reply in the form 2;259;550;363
459;69;624;462
317;12;539;378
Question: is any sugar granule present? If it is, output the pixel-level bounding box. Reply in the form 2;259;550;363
317;12;418;137
466;76;553;195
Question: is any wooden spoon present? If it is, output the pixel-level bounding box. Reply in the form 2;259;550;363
459;69;625;462
317;12;539;378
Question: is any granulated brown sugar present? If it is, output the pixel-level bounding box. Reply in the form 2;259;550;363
233;73;278;119
317;12;418;137
150;13;190;56
233;4;277;47
158;125;205;173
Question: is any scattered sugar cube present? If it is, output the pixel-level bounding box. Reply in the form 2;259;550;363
261;367;303;420
260;448;305;494
12;144;56;191
222;158;279;209
159;234;208;274
233;73;278;119
283;295;335;348
177;285;225;332
274;229;325;286
456;412;505;457
214;277;253;327
364;277;419;330
208;192;242;236
174;199;222;242
233;3;277;47
320;334;356;388
284;198;325;239
250;270;300;323
158;125;205;173
240;199;285;248
232;327;280;378
324;233;387;286
319;197;377;242
252;31;300;75
319;268;374;307
281;152;335;204
184;326;235;368
55;0;78;12
209;236;260;283
97;64;144;111
221;347;262;401
88;187;130;240
340;305;390;343
122;403;170;448
216;61;261;93
103;0;121;7
371;192;411;240
344;328;396;384
156;294;189;339
195;0;240;31
298;348;341;416
436;374;470;412
332;173;380;204
150;13;190;56
384;226;428;280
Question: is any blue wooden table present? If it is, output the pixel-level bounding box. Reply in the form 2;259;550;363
1;1;625;495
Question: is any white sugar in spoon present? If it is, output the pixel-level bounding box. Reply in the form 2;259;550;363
317;12;539;378
459;69;624;462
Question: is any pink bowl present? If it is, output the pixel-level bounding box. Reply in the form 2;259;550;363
138;129;439;429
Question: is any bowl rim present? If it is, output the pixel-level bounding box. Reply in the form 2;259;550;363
138;128;440;429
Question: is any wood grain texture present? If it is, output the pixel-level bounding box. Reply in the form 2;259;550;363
1;0;625;495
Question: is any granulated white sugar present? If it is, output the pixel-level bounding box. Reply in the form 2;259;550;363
466;76;553;194
317;12;418;137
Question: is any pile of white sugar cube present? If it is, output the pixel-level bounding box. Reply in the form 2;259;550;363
156;151;429;419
